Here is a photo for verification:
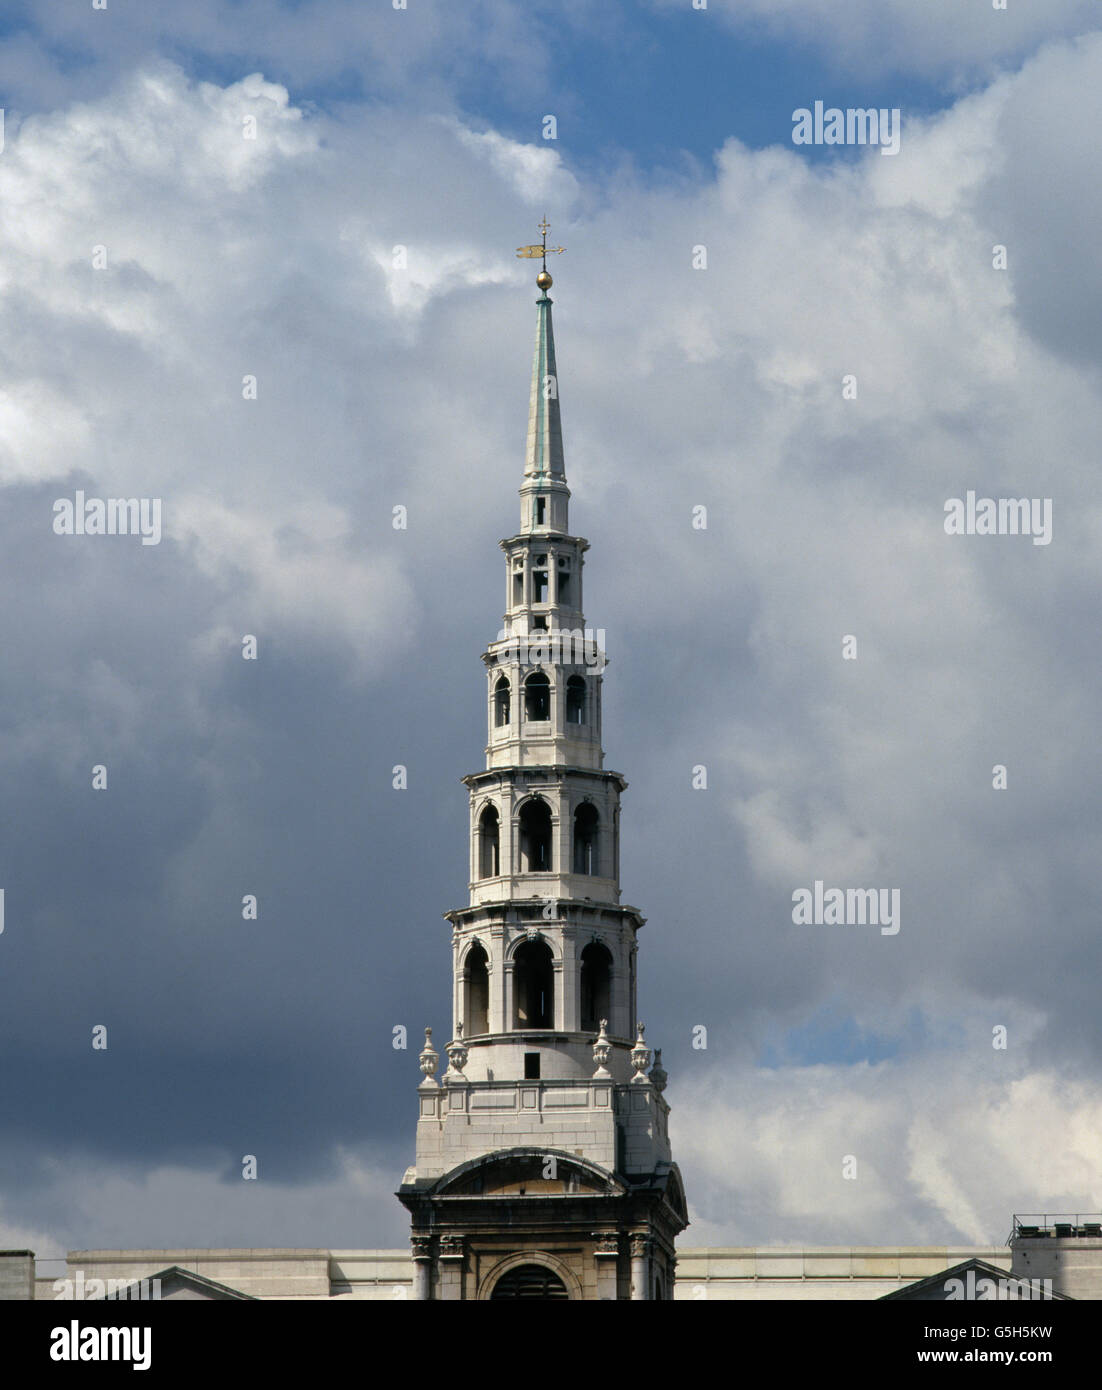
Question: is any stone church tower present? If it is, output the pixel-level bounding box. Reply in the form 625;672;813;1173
398;244;688;1300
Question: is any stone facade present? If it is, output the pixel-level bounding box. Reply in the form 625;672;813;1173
0;1252;35;1301
1011;1233;1102;1298
17;1244;1024;1301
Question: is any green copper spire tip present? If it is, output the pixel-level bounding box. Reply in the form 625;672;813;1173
524;285;565;482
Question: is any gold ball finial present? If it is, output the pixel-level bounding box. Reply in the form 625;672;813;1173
536;269;553;290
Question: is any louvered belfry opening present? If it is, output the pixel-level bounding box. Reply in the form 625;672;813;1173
490;1265;569;1300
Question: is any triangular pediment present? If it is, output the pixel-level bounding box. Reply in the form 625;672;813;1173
881;1257;1071;1300
97;1265;255;1301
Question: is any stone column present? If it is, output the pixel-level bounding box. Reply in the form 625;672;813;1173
453;936;463;1034
501;803;515;883
551;804;563;879
411;1237;432;1301
561;926;579;1031
630;1233;652;1301
612;936;631;1039
628;944;638;1037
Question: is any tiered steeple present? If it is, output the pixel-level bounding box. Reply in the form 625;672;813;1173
398;235;687;1301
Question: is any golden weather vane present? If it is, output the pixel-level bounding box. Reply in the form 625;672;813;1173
516;217;565;288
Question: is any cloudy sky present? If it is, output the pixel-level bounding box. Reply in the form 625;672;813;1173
1;1;1100;1263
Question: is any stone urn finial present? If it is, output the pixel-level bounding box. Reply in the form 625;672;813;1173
630;1021;652;1084
418;1026;440;1088
649;1047;668;1093
444;1026;469;1082
592;1018;612;1079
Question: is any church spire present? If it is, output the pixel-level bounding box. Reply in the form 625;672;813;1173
524;284;566;482
398;238;688;1300
516;220;568;514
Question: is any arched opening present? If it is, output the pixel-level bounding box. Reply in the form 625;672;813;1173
573;802;599;875
524;671;550;722
532;556;549;604
494;676;510;727
478;805;500;878
557;557;572;605
489;1264;569;1300
566;674;585;724
514;939;553;1028
579;941;612;1032
519;799;552;873
464;942;489;1036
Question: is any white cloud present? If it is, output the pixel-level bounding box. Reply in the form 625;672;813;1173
451;121;577;206
652;0;1102;82
677;1054;1102;1245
